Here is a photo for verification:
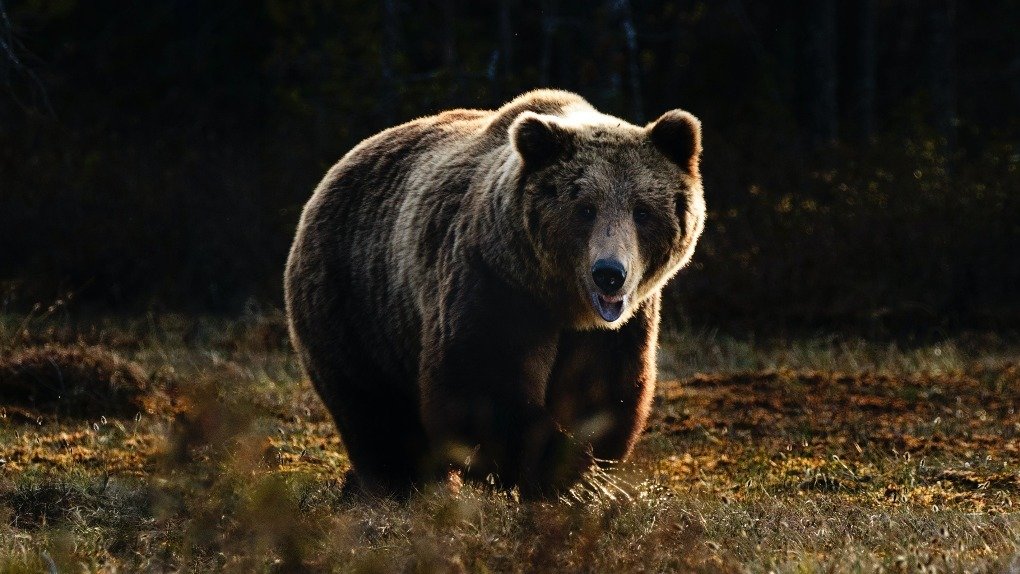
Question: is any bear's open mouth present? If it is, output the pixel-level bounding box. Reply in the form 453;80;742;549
590;291;627;323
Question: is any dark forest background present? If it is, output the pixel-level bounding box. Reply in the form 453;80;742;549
1;0;1017;332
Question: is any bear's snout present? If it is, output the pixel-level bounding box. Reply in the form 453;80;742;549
591;259;627;296
590;258;628;323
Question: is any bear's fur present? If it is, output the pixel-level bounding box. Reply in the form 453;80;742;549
284;90;705;498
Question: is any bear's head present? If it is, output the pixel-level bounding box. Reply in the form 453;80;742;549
510;107;705;329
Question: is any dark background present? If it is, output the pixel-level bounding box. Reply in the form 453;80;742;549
1;0;1017;332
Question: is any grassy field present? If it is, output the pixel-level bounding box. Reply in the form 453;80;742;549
0;311;1018;572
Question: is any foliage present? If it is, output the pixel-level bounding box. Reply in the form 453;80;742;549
0;1;1018;327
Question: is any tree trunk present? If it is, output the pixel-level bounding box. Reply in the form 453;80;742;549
803;0;838;147
853;0;876;142
0;0;14;88
441;0;460;104
539;0;557;87
928;0;957;155
499;0;513;93
380;0;400;124
610;0;644;122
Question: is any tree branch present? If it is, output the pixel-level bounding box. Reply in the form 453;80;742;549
0;0;54;117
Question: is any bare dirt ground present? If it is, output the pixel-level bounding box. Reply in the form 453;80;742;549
1;314;1018;572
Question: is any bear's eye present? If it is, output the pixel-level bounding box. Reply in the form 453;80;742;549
633;206;651;225
578;204;597;221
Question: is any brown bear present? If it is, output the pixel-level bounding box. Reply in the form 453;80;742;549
284;89;705;498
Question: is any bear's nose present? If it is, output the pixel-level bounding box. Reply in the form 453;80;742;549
591;259;627;295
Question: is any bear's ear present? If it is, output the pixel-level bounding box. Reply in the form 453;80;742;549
647;110;702;174
510;111;574;170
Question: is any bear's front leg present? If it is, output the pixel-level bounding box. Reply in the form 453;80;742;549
418;266;593;498
545;293;661;462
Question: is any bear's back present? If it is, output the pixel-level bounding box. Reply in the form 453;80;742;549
287;90;598;382
332;89;591;181
484;89;592;135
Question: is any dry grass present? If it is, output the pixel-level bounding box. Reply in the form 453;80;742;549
0;344;156;420
1;313;1019;572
